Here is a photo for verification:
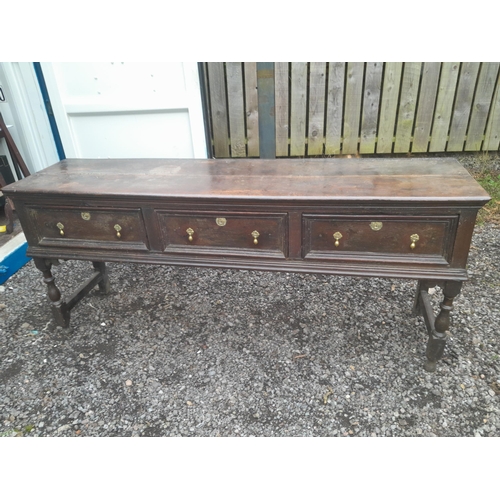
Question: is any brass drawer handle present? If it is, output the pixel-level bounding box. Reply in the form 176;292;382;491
251;230;260;245
410;233;419;250
186;227;194;242
333;231;342;247
114;224;122;239
56;222;65;236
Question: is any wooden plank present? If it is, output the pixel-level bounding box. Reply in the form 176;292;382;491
447;62;480;152
256;62;276;159
412;62;441;152
275;62;289;156
429;62;460;152
465;62;500;151
483;70;500;151
226;62;246;157
244;62;259;157
394;63;421;153
324;62;345;155
290;63;308;156
377;62;403;153
207;62;230;157
307;62;327;155
342;62;364;154
359;62;383;154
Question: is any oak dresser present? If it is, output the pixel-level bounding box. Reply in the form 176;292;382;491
3;157;490;372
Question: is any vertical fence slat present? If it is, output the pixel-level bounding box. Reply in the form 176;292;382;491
207;62;230;157
325;63;345;155
412;62;440;153
275;62;289;156
483;72;500;151
226;62;246;157
394;62;421;153
359;62;383;154
429;62;460;152
244;62;259;157
343;62;364;154
377;62;403;153
290;63;308;156
465;62;500;151
307;62;327;155
447;62;481;152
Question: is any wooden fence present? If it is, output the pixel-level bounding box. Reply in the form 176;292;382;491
202;62;500;158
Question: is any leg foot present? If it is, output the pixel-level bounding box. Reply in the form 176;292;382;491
423;280;462;371
424;359;437;373
34;257;71;327
93;262;110;294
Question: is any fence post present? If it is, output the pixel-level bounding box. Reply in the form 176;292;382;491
257;62;276;159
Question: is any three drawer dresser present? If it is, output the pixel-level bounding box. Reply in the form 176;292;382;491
3;157;490;372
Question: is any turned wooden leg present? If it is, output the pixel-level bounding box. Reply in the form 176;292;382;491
93;261;111;294
34;257;70;327
424;280;462;372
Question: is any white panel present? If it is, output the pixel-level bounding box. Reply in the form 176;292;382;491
51;62;186;102
69;111;194;158
41;62;207;159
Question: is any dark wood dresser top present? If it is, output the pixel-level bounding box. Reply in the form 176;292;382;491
3;157;490;203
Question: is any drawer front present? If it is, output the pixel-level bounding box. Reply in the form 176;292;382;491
27;206;149;251
157;211;288;258
303;215;458;263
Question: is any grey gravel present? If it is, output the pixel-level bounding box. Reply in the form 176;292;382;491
0;153;499;437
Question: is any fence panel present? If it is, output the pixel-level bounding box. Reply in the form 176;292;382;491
324;62;345;155
447;62;480;151
290;63;308;156
307;62;327;155
226;63;246;157
206;62;230;157
412;62;440;153
244;62;260;157
275;62;289;157
465;62;500;151
377;62;403;153
203;62;500;157
359;62;383;154
394;62;421;153
343;62;364;155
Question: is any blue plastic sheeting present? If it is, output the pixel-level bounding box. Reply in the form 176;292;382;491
0;240;31;284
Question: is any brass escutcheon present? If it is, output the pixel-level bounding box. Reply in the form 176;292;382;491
56;222;65;236
81;212;91;221
186;227;194;242
410;233;419;250
333;231;342;247
216;218;227;226
251;230;260;245
370;221;383;231
114;224;122;239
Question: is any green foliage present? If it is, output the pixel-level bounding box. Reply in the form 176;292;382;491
474;167;500;224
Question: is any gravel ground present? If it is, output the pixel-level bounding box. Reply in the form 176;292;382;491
0;154;499;437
